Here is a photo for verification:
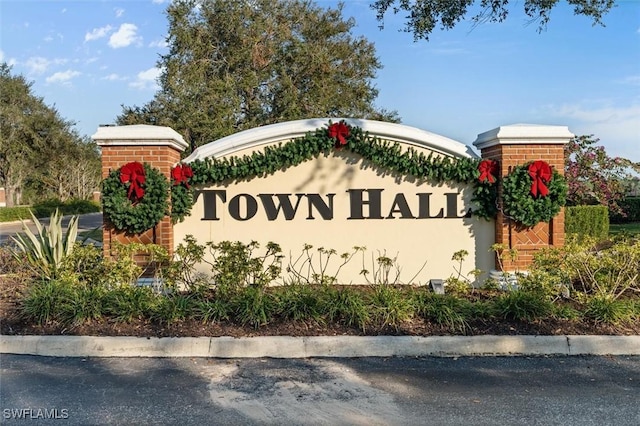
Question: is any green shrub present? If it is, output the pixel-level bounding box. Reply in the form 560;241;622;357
565;205;609;240
0;206;33;222
66;284;107;324
320;285;370;331
153;294;198;324
193;298;231;323
494;290;553;322
277;283;324;323
22;279;77;325
610;197;640;223
103;286;159;322
10;210;78;279
413;291;470;332
0;199;100;223
209;241;283;294
563;237;640;300
584;295;634;324
369;285;415;329
231;285;279;328
32;198;101;218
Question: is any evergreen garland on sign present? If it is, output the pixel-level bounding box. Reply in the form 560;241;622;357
182;121;496;220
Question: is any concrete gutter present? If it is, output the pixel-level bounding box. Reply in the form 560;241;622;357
2;335;639;358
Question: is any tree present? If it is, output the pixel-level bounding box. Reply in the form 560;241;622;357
0;63;100;206
564;135;640;215
371;0;615;41
117;0;399;150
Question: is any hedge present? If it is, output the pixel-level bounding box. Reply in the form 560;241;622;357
565;205;609;240
0;206;33;222
0;199;101;222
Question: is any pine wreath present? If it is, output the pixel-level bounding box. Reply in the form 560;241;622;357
501;161;567;228
102;162;170;234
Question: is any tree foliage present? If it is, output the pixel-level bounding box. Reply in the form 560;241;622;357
117;0;399;150
371;0;615;41
0;63;101;206
564;135;640;215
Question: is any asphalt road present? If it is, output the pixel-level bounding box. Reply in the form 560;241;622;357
0;213;103;246
1;355;638;425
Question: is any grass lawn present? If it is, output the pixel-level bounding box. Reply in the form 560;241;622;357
609;222;640;236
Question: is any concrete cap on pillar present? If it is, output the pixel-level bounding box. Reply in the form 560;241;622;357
473;124;574;150
92;124;188;152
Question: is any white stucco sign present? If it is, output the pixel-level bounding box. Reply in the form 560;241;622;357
174;118;494;284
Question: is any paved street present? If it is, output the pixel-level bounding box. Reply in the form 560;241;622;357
0;213;103;246
1;355;638;425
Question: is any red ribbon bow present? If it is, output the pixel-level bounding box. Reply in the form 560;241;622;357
528;160;552;197
171;164;193;187
120;161;146;200
328;122;350;146
478;159;498;184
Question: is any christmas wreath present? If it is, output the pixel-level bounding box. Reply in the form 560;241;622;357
102;162;170;234
501;160;567;227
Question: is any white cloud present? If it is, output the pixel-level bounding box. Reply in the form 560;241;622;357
152;0;169;4
149;39;168;49
46;69;81;84
547;101;640;160
103;73;125;81
25;56;51;74
115;8;125;18
85;25;113;42
0;50;4;62
24;56;67;74
129;67;161;90
108;23;141;48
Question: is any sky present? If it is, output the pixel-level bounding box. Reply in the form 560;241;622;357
1;0;639;160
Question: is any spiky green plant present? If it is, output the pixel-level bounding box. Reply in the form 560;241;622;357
10;209;78;279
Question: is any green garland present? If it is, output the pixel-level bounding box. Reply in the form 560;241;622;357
501;163;567;228
182;121;494;219
170;183;194;224
102;163;170;234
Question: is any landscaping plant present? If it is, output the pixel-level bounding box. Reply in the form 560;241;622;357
10;209;78;280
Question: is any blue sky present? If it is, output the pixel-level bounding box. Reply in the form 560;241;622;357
1;0;638;160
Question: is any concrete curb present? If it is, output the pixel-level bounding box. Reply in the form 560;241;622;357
2;335;639;358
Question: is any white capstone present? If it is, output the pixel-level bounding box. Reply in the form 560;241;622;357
473;123;574;150
92;124;188;152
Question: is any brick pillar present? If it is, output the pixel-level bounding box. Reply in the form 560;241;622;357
92;125;187;259
473;124;573;272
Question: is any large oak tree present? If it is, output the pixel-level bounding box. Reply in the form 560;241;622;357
371;0;615;41
117;0;399;150
0;63;100;206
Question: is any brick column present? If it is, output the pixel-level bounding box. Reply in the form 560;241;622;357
473;124;573;272
92;125;187;259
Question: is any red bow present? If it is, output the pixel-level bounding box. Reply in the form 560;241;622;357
328;122;350;146
120;162;146;200
528;160;552;197
478;159;498;184
171;164;193;187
